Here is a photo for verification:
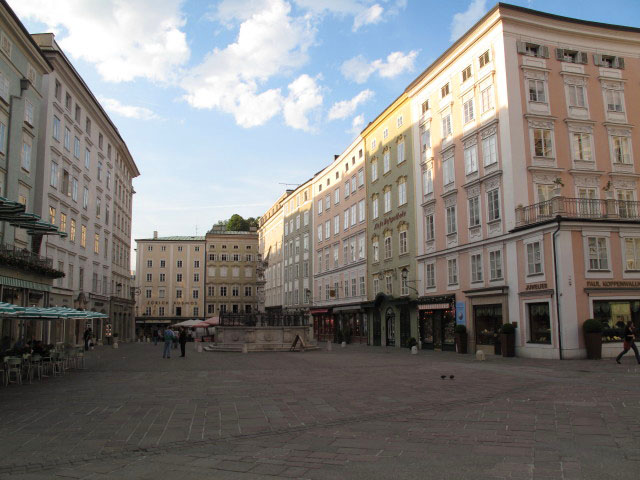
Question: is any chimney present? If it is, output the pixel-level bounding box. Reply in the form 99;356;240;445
334;154;339;160
153;231;158;239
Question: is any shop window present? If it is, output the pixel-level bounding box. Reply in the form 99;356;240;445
528;303;551;344
593;300;640;343
474;304;502;345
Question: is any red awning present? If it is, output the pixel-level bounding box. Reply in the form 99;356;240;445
310;309;329;314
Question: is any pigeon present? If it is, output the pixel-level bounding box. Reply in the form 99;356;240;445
440;375;446;380
449;375;455;380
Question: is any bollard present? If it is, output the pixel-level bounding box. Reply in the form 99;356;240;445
411;346;418;355
242;344;248;354
476;350;486;361
341;341;346;348
327;340;332;351
147;337;150;343
113;341;119;349
197;343;203;353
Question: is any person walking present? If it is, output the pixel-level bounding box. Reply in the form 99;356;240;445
152;328;159;346
616;320;640;364
179;328;187;357
83;327;92;351
162;327;174;359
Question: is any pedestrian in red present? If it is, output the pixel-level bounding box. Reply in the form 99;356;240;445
616;320;640;364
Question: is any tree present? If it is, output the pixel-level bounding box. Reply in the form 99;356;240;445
226;214;250;232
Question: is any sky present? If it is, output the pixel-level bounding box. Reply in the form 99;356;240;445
11;0;640;269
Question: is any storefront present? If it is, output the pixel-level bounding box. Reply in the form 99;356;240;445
590;296;640;358
464;287;509;355
333;305;368;344
417;295;455;351
311;308;334;342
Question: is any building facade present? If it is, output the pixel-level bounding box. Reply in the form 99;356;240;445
409;4;640;358
363;94;419;348
204;225;260;316
31;33;139;344
311;137;368;343
258;191;288;312
282;178;314;318
134;234;205;336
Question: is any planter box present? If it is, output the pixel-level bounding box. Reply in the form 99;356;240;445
455;333;467;354
584;332;602;360
501;333;515;357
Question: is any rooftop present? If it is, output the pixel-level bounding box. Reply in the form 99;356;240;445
136;236;205;242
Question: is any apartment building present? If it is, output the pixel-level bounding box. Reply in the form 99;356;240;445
408;3;640;358
258;191;289;312
204;225;260;315
363;93;419;348
282;178;314;317
135;233;205;336
310;137;368;343
30;33;138;343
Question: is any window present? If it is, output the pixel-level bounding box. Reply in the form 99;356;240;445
325;220;330;238
193;273;200;282
471;253;483;283
464;145;478;175
358;200;365;222
383;150;390;173
399;230;407;255
344;180;350;197
85;118;91;135
344;208;350;230
373;277;380;295
398;179;407;206
334;188;340;205
63;127;70;151
176;273;183;282
303;210;309;225
425;214;434;241
24;100;34;125
371;159;378;181
587;237;608;271
50;162;58;188
60;213;66;232
489;250;503;280
526;241;542;275
317;199;322;214
397;115;403;128
443;155;454;185
572;133;592;161
469;197;480;227
371;138;376;150
70;219;76;242
371;195;379;219
80;225;87;247
384;232;392;259
595;54;624;69
325;195;330;210
350;204;356;226
446;205;457;234
567;84;586;108
383;127;388;139
386;275;393;295
422;167;433;195
481;85;494;113
74;137;80;158
21;140;31;171
618;190;636;218
83;187;89;209
0;121;5;154
447;258;458;285
421;100;430;114
533;129;553;157
479;50;490;68
49;206;56;224
441;114;452;138
372;238;379;262
625;238;640;270
612;136;631;164
556;48;587;64
383;188;391;213
51;116;61;141
441;83;450;98
75;105;81;123
463;97;474;124
605;89;624;112
159;273;166;282
421;128;431;154
358;168;364;187
97;161;102;180
462;65;472;82
528;79;546;103
317;225;323;242
94;233;100;254
487;189;500;221
517;41;548;58
72;178;78;201
397;138;405;164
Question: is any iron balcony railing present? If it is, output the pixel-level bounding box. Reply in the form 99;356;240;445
516;197;640;227
0;242;54;269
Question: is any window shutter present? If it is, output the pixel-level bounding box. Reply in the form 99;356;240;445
593;54;602;66
516;40;527;54
540;46;550;59
579;52;588;64
615;57;625;69
555;48;564;61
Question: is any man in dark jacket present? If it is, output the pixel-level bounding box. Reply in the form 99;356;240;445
179;328;188;357
83;328;92;351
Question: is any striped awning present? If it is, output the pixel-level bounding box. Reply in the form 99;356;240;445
0;275;52;292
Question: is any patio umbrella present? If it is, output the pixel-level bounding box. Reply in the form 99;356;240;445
17;307;61;319
193;321;211;328
0;302;23;315
204;317;219;325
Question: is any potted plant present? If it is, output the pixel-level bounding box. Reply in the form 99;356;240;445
454;325;467;354
552;177;564;197
500;323;516;357
583;318;603;359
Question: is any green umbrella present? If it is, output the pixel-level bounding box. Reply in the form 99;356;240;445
0;302;23;315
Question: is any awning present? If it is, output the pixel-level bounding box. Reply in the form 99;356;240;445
333;305;364;312
310;308;329;314
0;275;52;292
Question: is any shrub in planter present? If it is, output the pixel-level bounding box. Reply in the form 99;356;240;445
500;323;515;357
454;325;467;354
583;318;603;360
407;337;417;349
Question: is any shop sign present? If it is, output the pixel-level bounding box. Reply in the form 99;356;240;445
525;283;548;291
455;301;466;325
418;303;450;310
373;210;406;231
586;280;640;288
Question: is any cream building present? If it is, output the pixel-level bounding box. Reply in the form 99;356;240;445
205;225;259;315
311;137;368;344
135;233;205;335
258;191;289;312
409;3;640;358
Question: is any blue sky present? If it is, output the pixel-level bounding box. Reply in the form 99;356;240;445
12;0;640;257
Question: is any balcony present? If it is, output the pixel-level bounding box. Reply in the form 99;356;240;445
516;196;640;227
0;242;64;278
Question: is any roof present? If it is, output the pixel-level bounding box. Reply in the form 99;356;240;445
205;230;258;236
136;236;205;242
0;0;53;71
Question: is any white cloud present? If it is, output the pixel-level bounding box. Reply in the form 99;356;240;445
352;4;384;31
283;74;323;131
98;97;159;121
450;0;488;42
328;90;374;120
14;0;189;83
341;50;418;84
182;0;320;130
349;114;365;136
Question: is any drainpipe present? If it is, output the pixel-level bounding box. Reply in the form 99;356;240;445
552;216;563;360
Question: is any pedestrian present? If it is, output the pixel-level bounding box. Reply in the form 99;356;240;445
152;328;159;346
616;320;640;364
83;327;92;351
162;327;174;359
179;327;187;357
173;330;179;349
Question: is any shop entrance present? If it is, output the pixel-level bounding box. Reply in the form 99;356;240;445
419;309;455;350
385;308;395;346
474;304;503;353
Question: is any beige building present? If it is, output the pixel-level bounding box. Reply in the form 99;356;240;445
311;137;368;343
134;233;205;335
205;225;259;315
258;191;289;311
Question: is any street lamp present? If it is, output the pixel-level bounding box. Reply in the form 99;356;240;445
401;267;419;295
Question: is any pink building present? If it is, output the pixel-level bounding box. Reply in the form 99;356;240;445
410;4;640;358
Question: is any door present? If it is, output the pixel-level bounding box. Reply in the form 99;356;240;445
373;311;381;346
385;308;395;346
419;313;434;349
474;304;503;351
400;306;410;347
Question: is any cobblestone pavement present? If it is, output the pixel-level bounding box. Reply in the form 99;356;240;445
1;343;640;479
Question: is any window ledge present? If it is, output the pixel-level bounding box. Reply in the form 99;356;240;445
527;272;544;278
487;218;501;225
587;269;611;273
